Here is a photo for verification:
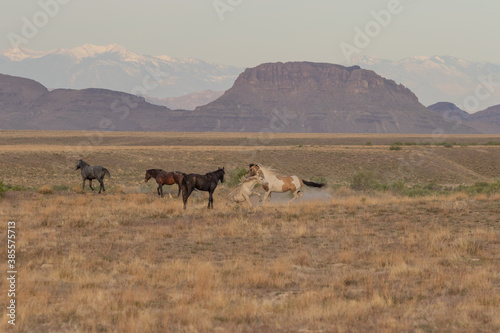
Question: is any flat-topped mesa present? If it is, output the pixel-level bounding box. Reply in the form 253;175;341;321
195;62;475;133
231;62;419;104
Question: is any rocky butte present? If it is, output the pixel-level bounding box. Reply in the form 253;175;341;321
194;62;477;133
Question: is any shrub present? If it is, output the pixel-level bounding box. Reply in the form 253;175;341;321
350;171;380;191
435;141;455;147
0;181;8;196
309;176;327;185
389;145;402;151
38;185;53;195
52;185;70;191
227;167;249;187
9;185;25;191
455;181;500;195
388;180;407;194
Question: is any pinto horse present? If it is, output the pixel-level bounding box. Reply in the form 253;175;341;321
145;169;185;198
246;164;325;204
181;168;225;209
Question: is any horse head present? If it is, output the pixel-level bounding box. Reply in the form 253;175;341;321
258;175;268;186
246;164;262;178
218;167;225;183
144;170;152;182
75;159;84;170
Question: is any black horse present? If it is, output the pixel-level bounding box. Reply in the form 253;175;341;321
181;167;225;209
75;159;110;194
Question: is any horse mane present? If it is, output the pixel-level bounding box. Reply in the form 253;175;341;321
205;168;224;176
254;164;276;176
78;159;90;167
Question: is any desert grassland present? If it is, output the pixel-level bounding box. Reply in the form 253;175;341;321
1;191;500;332
2;131;500;189
2;130;500;146
1;130;500;332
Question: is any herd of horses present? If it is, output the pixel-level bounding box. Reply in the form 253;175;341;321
75;159;326;209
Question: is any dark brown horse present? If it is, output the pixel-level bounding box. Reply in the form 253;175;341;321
145;169;185;198
181;167;225;209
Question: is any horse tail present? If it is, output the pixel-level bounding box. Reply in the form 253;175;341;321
301;179;325;188
103;168;111;179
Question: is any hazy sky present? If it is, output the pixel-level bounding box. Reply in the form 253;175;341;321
0;0;498;67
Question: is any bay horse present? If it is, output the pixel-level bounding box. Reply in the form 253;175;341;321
228;174;268;206
181;167;225;209
75;159;110;194
144;169;185;198
246;164;325;204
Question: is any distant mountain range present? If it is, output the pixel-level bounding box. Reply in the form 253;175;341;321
427;102;500;134
2;44;500;113
146;90;224;111
2;62;491;133
352;55;500;110
0;44;242;101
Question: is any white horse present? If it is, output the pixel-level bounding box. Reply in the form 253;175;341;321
228;175;268;206
245;164;325;204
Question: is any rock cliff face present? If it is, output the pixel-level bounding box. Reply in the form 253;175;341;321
195;62;476;133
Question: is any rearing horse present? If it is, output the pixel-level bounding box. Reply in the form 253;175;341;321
181;167;225;209
246;164;325;204
144;169;185;198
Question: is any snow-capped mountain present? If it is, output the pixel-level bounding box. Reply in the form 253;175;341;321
0;43;243;99
351;55;500;112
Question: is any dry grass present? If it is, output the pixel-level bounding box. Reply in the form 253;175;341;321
1;190;499;332
1;131;500;332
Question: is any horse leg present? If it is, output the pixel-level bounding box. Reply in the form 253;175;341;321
252;191;263;202
262;191;271;205
159;185;164;198
288;191;300;205
244;193;253;206
89;179;95;191
208;190;213;209
182;186;193;210
82;179;86;192
98;178;105;194
177;184;182;197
